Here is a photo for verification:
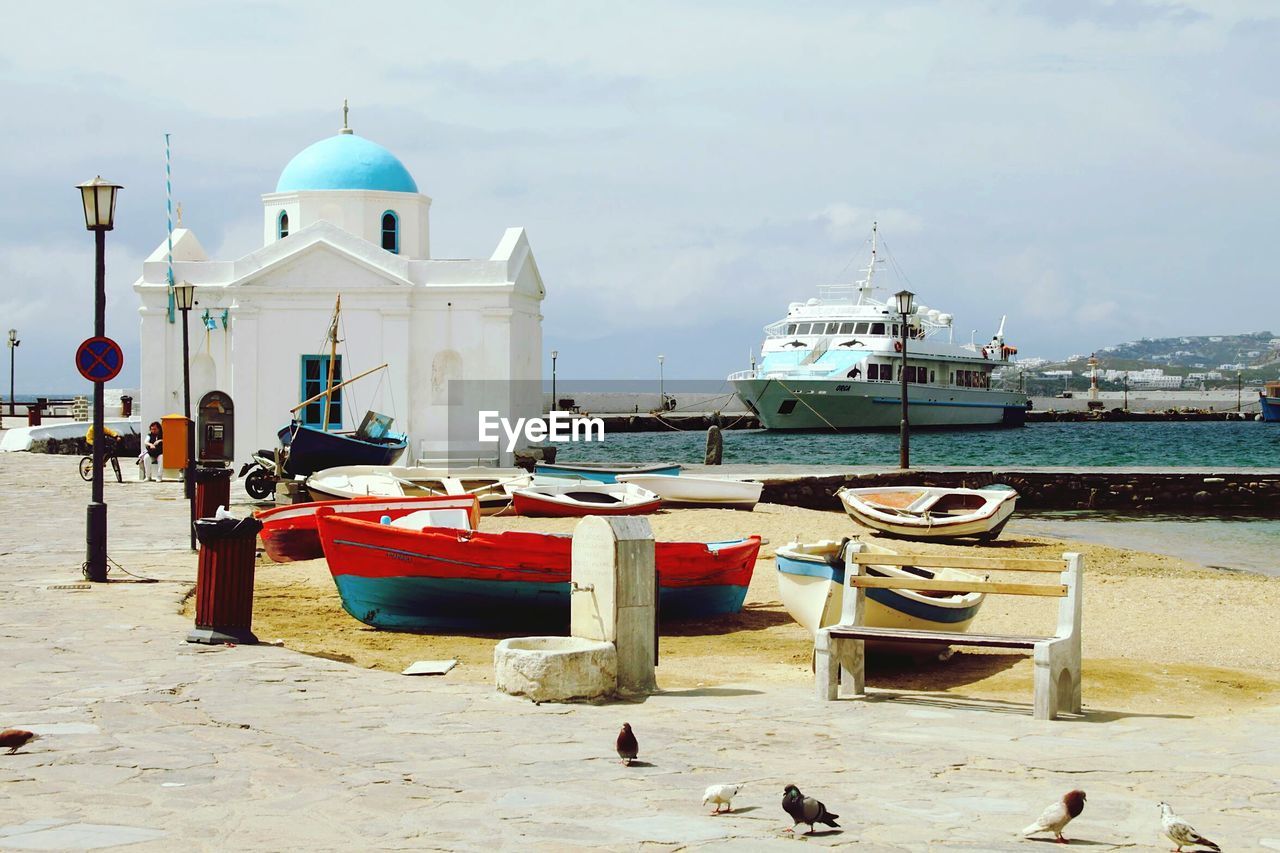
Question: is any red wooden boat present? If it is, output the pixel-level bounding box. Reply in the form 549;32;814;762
256;494;479;563
315;510;762;631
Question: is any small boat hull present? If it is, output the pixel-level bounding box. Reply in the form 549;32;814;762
776;539;985;650
316;514;760;631
616;473;763;509
279;424;408;477
534;461;681;484
304;465;528;514
256;494;480;563
838;486;1017;541
1261;389;1280;422
511;483;663;517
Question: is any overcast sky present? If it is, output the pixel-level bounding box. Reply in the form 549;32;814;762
2;1;1277;395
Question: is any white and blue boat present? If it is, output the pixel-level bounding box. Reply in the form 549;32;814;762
534;461;681;484
1261;382;1280;422
729;223;1029;430
775;538;986;639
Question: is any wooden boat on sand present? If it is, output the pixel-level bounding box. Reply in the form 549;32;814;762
775;538;987;646
315;510;762;631
256;494;479;563
837;485;1018;541
616;473;763;510
305;465;531;513
510;482;662;517
533;461;681;484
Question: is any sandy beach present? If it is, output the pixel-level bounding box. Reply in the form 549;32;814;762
236;502;1280;718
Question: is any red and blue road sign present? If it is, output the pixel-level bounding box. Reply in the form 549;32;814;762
75;336;124;383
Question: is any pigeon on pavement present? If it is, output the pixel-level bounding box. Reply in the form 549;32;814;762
703;783;741;814
782;784;840;833
1022;789;1087;843
1159;802;1220;852
0;729;39;755
616;723;638;766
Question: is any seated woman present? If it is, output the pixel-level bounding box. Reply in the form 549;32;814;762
139;421;163;482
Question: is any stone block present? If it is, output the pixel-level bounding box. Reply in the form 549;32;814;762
493;637;617;703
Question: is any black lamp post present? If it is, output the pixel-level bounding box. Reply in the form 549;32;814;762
7;329;18;418
894;289;914;469
550;350;558;413
174;281;197;551
1237;371;1242;412
77;176;122;582
1123;372;1129;411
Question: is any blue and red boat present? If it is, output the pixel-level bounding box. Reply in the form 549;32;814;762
314;509;761;632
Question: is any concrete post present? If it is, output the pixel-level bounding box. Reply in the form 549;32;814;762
704;425;723;465
570;516;657;696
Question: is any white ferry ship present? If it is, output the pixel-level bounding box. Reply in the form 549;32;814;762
729;225;1029;430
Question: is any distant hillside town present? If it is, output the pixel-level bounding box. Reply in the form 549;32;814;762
1008;331;1278;395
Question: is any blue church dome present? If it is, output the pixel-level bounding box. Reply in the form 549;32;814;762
276;133;418;194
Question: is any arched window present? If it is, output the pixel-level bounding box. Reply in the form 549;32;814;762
381;211;399;253
277;210;289;239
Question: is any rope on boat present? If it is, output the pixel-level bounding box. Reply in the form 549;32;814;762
776;380;842;432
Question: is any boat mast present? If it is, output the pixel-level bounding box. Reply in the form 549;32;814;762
857;221;878;306
322;294;341;431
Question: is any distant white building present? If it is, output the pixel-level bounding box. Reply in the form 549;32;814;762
134;116;546;463
1016;356;1049;369
1042;370;1074;378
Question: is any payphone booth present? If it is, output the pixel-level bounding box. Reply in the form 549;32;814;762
197;391;235;465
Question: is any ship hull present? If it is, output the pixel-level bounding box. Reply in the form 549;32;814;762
733;377;1027;431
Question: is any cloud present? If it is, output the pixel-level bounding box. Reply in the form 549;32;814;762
1013;0;1209;29
811;204;924;244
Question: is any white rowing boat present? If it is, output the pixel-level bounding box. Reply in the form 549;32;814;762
837;485;1018;541
305;465;532;514
615;473;763;510
775;538;986;645
510;482;663;517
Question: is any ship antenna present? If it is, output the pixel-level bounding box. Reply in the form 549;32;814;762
856;221;878;306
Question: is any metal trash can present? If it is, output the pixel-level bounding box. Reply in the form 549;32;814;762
192;466;233;520
26;402;43;426
187;515;263;645
120;395;133;417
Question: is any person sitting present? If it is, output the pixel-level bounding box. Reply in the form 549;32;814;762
139;421;163;482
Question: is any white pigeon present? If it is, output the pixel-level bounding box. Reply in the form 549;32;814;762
1022;789;1086;843
702;783;741;815
1159;802;1220;852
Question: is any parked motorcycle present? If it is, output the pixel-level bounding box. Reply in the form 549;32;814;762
238;449;280;500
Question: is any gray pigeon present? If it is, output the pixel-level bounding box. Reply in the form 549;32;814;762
782;784;840;833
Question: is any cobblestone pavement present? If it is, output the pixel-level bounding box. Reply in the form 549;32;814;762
1;451;1277;851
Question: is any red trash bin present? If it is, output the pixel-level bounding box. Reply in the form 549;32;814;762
26;402;43;426
187;515;262;645
193;467;233;520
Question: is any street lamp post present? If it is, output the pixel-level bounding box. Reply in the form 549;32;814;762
1123;372;1129;411
7;329;18;418
550;350;558;413
657;354;665;412
894;289;915;469
174;281;197;551
77;176;122;583
1237;371;1242;413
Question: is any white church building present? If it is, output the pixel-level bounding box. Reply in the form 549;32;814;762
134;117;545;465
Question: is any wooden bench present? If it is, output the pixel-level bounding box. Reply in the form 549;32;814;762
815;543;1083;720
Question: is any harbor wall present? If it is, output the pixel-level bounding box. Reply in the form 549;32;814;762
761;469;1280;514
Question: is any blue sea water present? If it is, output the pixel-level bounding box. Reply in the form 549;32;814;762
555;422;1279;468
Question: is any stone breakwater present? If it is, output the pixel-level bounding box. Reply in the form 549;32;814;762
760;468;1280;513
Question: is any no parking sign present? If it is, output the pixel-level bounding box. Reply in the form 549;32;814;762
75;336;124;383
